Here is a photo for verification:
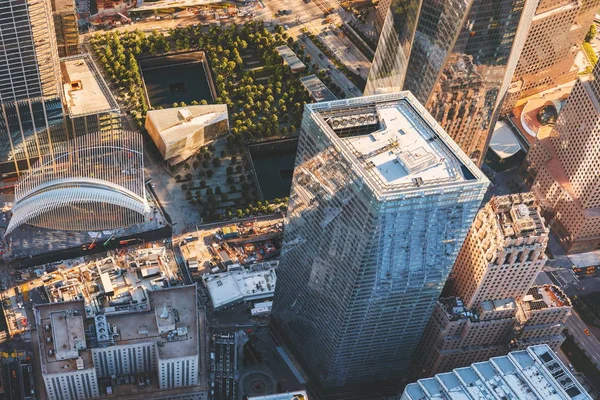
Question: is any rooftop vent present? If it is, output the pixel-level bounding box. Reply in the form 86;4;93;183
177;108;193;123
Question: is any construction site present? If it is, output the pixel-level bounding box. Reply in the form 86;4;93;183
86;0;255;30
178;216;283;278
1;241;180;338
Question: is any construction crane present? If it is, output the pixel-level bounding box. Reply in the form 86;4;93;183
82;233;101;251
103;233;115;247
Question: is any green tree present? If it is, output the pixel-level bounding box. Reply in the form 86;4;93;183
586;24;597;43
212;158;221;167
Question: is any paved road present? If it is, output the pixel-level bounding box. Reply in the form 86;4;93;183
536;270;600;369
299;35;360;97
566;309;600;369
310;23;371;79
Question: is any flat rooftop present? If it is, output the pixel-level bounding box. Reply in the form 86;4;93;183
52;0;76;13
36;300;94;375
522;285;571;311
307;93;486;197
275;45;305;71
299;75;337;102
108;285;198;359
403;345;592;400
248;391;308;400
60;54;119;117
203;269;276;309
480;298;517;313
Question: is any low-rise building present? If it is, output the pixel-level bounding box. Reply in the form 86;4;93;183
401;345;592;400
275;46;306;72
61;54;121;135
202;268;276;310
145;105;228;165
299;75;337;102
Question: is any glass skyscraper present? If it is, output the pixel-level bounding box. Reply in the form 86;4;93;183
0;0;67;177
366;0;538;165
270;92;489;398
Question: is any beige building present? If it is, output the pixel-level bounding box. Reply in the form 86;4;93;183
51;0;80;57
412;194;570;378
35;285;201;400
501;0;599;115
513;285;571;350
145;105;228;165
450;192;549;309
526;64;600;253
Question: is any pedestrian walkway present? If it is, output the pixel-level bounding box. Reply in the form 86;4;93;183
276;347;306;384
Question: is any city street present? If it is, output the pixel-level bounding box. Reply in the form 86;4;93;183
299;35;360;97
308;23;371;79
567;309;600;369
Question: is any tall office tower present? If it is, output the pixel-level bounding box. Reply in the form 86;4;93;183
51;0;80;57
450;193;549;310
366;0;538;165
270;92;489;398
400;345;593;400
412;193;570;378
501;0;600;115
0;0;66;176
526;64;600;253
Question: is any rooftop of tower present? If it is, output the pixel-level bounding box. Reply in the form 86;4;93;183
521;285;572;312
490;193;549;238
60;54;120;117
306;92;486;197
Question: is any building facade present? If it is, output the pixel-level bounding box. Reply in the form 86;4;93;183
400;345;593;400
513;285;572;350
412;193;571;378
366;0;538;165
449;193;549;310
35;286;201;400
145;105;228;165
0;0;67;177
526;64;600;253
51;0;80;57
501;0;600;115
270;92;489;397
